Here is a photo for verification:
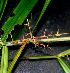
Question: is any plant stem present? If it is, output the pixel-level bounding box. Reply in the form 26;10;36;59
0;55;58;61
38;37;70;42
5;37;70;47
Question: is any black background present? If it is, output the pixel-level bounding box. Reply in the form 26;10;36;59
0;0;70;73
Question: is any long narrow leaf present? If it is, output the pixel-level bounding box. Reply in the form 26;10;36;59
57;49;70;57
1;0;38;43
0;0;8;20
32;0;51;34
4;45;8;73
1;45;4;73
8;39;29;73
1;44;8;73
57;57;70;73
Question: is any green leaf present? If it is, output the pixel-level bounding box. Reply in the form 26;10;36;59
1;0;38;42
57;57;70;73
1;44;8;73
0;0;8;20
57;49;70;57
13;0;38;24
32;0;51;34
1;0;38;43
8;39;28;73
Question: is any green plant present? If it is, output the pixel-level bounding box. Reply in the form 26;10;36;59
0;0;70;73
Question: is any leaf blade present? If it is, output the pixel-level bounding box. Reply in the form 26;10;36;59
57;57;70;73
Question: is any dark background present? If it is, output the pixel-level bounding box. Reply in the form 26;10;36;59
0;0;70;73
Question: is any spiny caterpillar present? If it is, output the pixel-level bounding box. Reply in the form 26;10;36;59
0;18;69;49
0;18;69;60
